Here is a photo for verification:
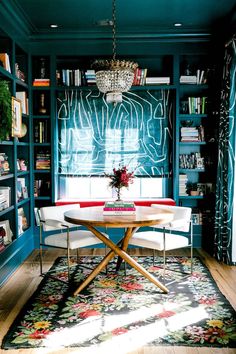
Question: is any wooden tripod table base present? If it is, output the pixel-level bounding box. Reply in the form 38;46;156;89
64;206;174;296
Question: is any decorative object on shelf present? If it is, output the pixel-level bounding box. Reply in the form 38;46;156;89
186;182;199;196
39;57;46;79
12;97;22;137
0;219;13;245
180;120;193;127
0;152;10;175
15;63;25;82
18;123;27;138
38;93;47;114
18;158;28;171
92;0;138;104
105;164;135;201
0;80;12;141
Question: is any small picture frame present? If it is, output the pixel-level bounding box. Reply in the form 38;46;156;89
0;220;13;244
22;186;28;199
197;183;207;196
12;97;22;137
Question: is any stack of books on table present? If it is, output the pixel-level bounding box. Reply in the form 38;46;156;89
103;201;136;215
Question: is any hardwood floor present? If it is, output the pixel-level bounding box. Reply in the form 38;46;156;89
0;248;235;354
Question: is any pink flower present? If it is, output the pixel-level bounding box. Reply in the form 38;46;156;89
121;282;143;291
104;297;116;303
105;165;135;189
156;310;176;318
112;327;128;335
79;309;101;318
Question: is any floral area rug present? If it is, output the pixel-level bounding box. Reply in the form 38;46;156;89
2;256;236;351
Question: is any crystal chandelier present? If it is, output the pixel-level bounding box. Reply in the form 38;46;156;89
93;0;138;104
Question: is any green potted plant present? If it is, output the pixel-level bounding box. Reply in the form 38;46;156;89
186;182;199;196
0;80;12;141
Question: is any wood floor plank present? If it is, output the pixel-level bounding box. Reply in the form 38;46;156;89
0;248;235;354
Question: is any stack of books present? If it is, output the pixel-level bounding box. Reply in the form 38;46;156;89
180;75;197;84
84;69;96;85
179;174;188;196
103;201;136;215
145;77;170;85
33;78;50;86
180;127;200;142
35;152;51;170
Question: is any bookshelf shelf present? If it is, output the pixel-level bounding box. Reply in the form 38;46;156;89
179;142;207;145
0;173;14;181
179;168;205;173
179;195;205;200
33;169;51;173
17;198;30;207
0;205;14;217
35;196;51;201
179;114;208;119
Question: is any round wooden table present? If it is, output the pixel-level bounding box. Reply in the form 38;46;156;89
64;206;173;295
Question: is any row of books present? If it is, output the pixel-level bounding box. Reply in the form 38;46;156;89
35;152;51;170
34;120;48;143
56;69;96;86
187;97;207;115
180;126;205;142
34;179;51;197
103;201;136;215
179;152;204;170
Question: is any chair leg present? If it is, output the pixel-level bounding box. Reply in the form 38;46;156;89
163;227;166;277
39;223;43;276
76;248;79;263
153;249;155;266
190;220;193;274
66;227;70;281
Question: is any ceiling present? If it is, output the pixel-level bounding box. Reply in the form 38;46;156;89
4;0;236;41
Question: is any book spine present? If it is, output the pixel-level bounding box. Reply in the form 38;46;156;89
103;210;136;215
103;207;136;211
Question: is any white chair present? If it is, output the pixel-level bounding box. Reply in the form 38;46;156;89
128;204;193;276
39;204;109;281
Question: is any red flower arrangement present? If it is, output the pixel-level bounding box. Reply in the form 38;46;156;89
105;165;135;200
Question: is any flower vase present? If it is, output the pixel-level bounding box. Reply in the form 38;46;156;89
116;188;122;202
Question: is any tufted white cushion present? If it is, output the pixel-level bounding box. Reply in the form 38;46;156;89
44;229;108;250
129;230;189;251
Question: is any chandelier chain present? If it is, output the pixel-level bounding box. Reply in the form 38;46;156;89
112;0;116;60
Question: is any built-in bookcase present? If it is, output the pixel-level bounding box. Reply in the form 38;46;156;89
174;54;217;247
31;56;52;211
0;29;34;284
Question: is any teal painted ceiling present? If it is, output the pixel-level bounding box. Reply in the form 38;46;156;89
2;0;236;41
